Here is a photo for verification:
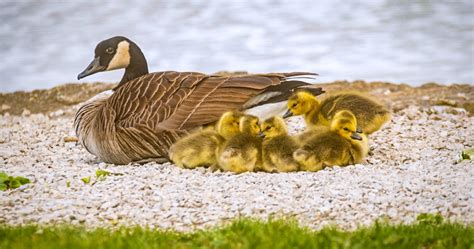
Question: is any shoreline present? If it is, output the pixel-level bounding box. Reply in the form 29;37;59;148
1;80;473;116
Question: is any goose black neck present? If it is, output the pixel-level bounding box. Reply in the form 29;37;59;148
114;41;149;91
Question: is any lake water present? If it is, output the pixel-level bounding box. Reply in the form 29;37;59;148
0;0;473;92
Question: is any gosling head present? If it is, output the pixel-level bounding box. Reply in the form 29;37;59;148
283;91;320;118
260;116;288;138
239;115;261;136
78;36;148;89
330;110;363;141
216;111;245;139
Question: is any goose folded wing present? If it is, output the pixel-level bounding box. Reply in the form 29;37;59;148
157;72;319;130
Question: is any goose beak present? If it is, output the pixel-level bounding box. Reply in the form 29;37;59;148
282;109;293;119
258;131;266;138
78;57;105;80
356;126;363;133
350;132;363;141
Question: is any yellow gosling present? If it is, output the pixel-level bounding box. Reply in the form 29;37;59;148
260;116;300;173
293;110;369;171
284;91;391;134
217;115;262;173
169;111;243;169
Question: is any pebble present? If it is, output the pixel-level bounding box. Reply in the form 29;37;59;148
63;136;78;143
1;104;11;111
0;105;473;231
49;110;65;117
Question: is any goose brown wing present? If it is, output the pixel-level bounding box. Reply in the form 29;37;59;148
157;72;317;130
105;71;317;131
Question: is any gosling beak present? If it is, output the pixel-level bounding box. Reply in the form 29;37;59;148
282;109;293;119
258;131;266;138
350;132;363;141
78;57;105;80
356;126;363;133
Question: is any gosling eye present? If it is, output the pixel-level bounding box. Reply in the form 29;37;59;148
105;47;115;54
266;126;271;131
343;128;350;131
292;103;298;108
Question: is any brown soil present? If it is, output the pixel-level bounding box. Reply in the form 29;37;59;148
0;77;473;116
311;80;474;115
0;82;114;115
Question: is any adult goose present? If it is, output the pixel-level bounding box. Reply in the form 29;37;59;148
75;36;322;164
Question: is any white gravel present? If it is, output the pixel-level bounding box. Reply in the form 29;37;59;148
0;105;473;231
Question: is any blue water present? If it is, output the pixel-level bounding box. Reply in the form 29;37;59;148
0;0;473;92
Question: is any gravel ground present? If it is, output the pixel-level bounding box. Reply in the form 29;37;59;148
0;103;473;231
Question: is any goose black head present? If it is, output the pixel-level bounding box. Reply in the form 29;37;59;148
78;36;148;90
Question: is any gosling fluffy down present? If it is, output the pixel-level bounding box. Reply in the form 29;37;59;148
169;111;244;169
217;115;262;173
260;116;299;172
285;91;391;134
293;110;369;171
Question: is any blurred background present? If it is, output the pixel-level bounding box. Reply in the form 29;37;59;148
0;0;473;92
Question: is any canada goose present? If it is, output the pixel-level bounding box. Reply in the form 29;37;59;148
293;110;369;171
260;116;299;173
284;91;390;134
168;111;243;169
75;36;322;164
217;115;262;173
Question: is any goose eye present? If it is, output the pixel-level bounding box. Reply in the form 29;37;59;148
343;128;349;131
106;47;115;54
292;103;297;108
266;126;271;131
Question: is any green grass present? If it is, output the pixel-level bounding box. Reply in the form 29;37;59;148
0;171;30;191
1;215;473;249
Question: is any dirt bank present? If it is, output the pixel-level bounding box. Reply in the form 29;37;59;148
1;79;473;116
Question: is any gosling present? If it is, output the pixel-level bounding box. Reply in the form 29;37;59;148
293;110;369;171
169;111;244;169
217;114;262;173
284;91;390;134
260;116;300;173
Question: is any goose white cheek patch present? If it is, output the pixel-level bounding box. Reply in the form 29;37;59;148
107;41;131;70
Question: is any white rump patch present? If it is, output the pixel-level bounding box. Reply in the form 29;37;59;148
107;40;131;70
244;101;287;120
